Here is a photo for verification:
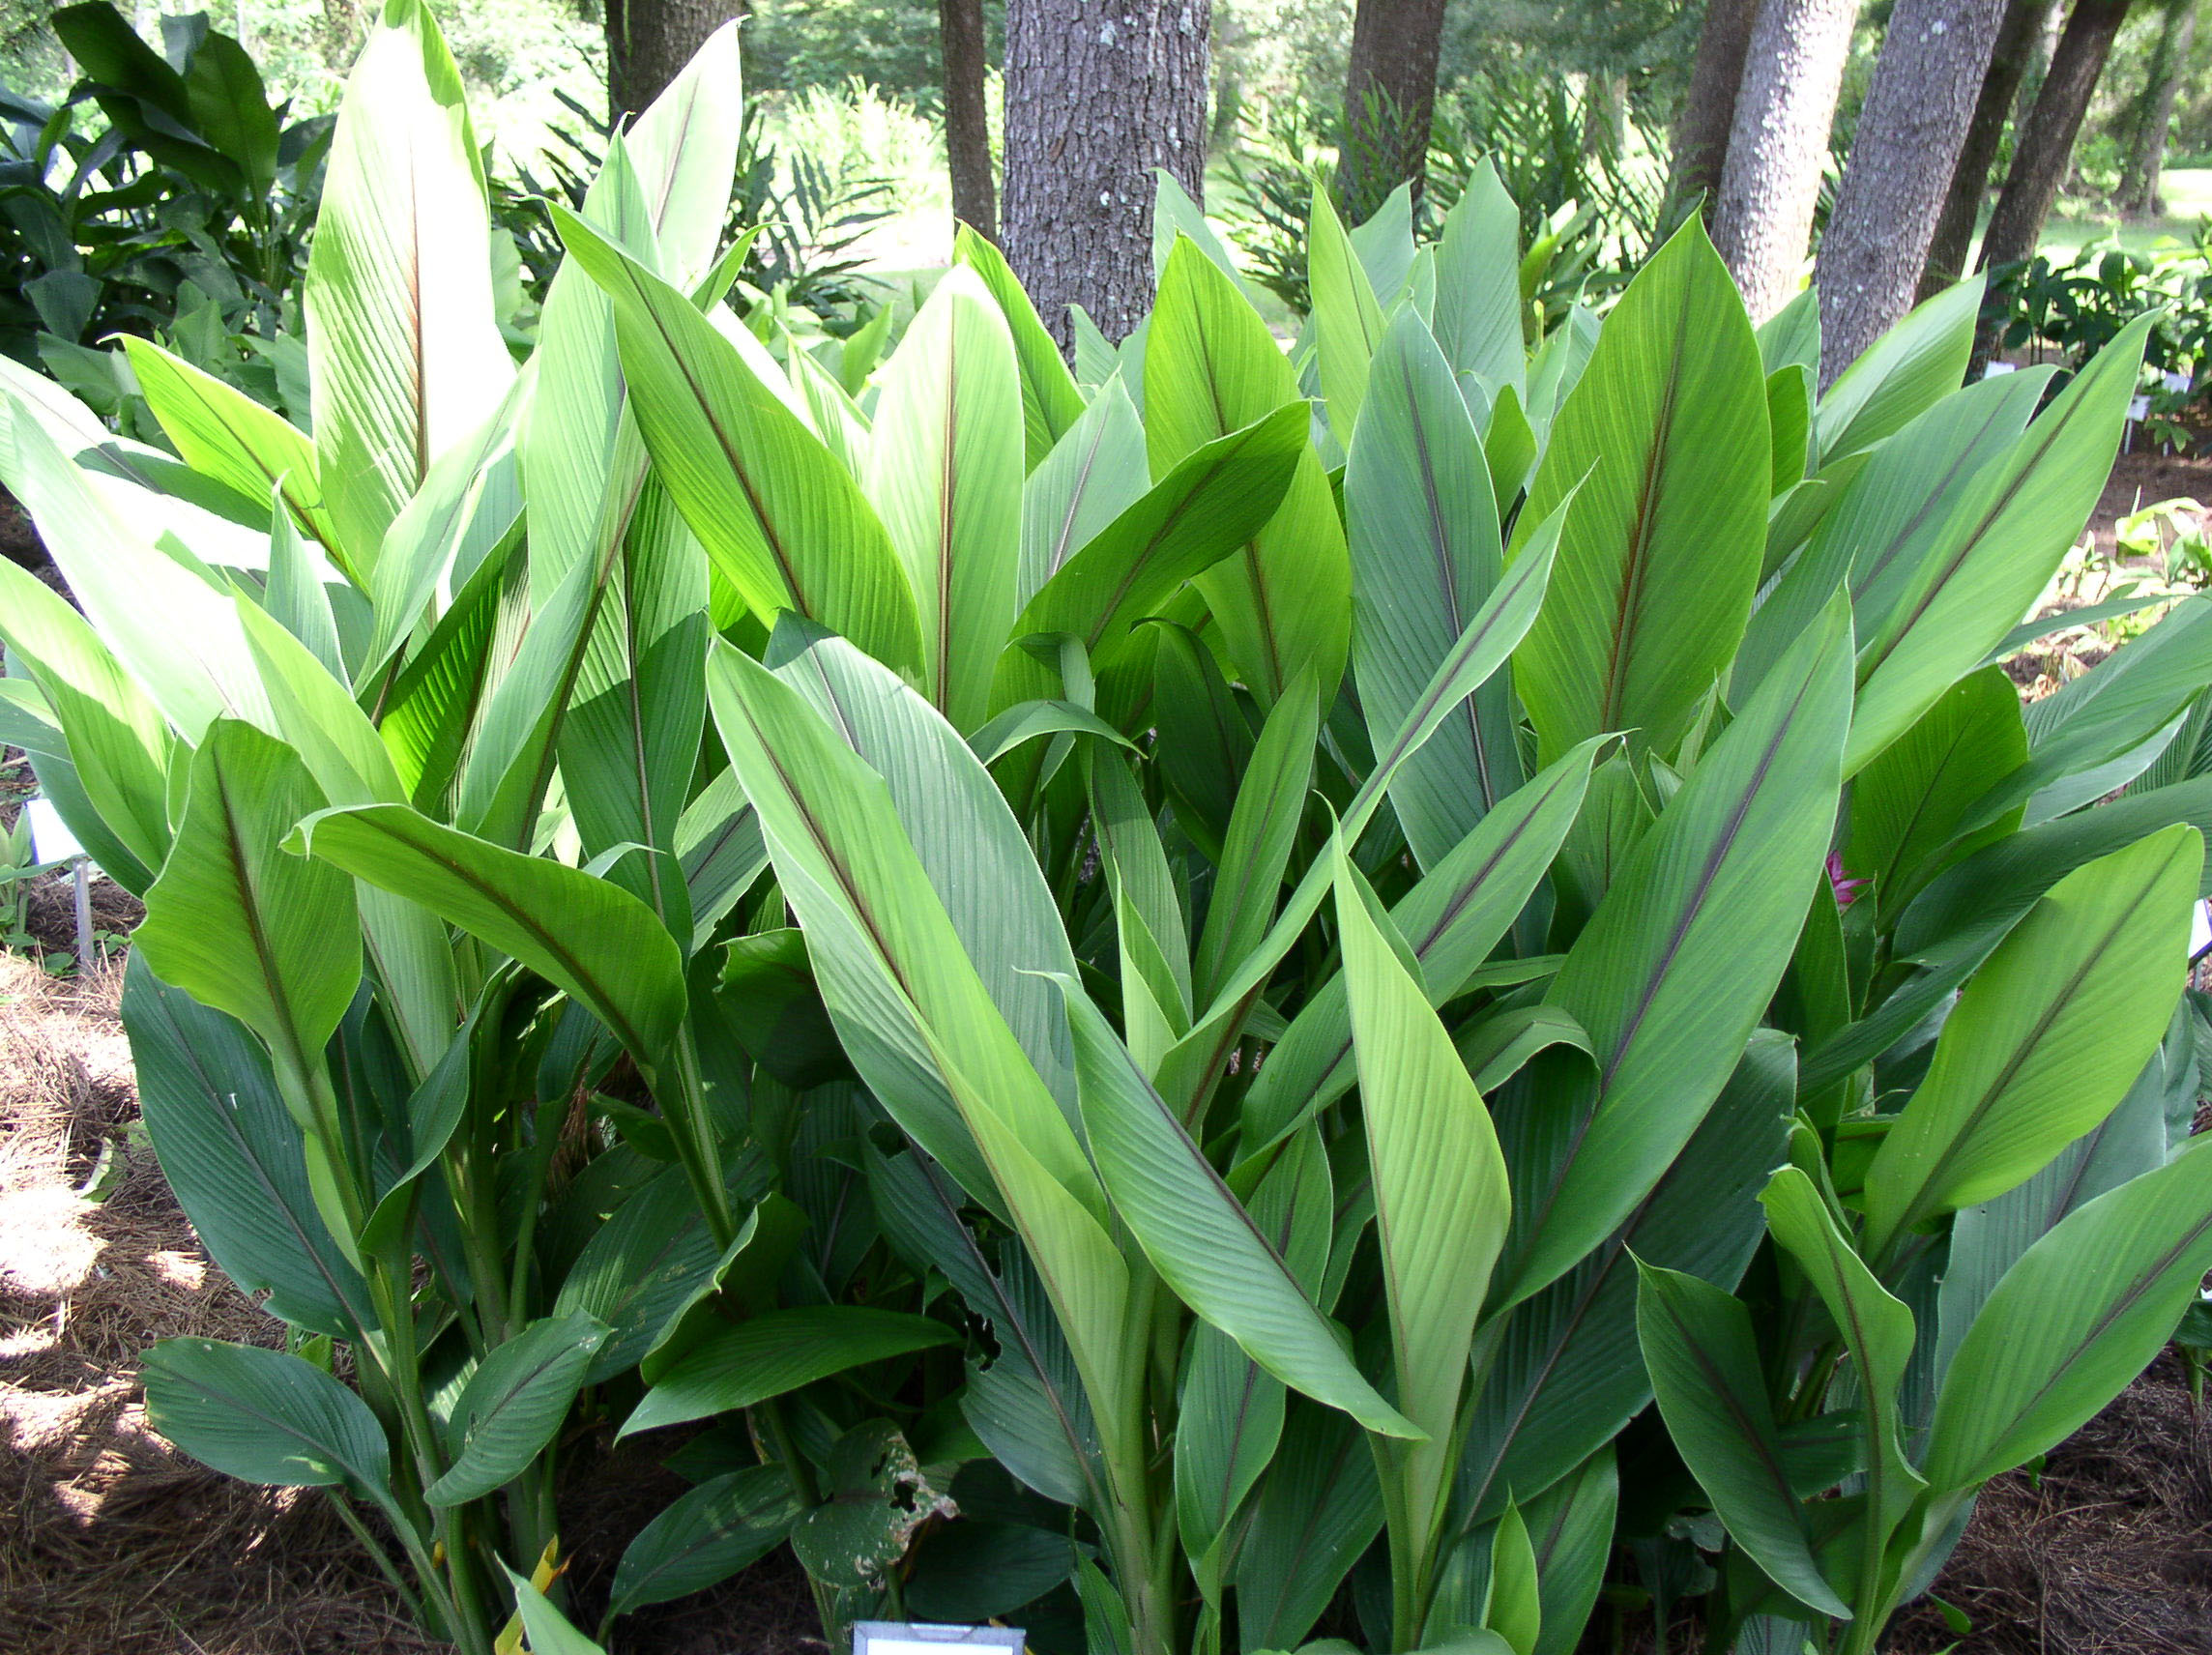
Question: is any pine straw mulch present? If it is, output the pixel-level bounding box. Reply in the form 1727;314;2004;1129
0;951;443;1655
1891;1353;2212;1654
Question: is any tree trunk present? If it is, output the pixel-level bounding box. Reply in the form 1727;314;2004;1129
2015;0;2066;129
607;0;742;122
1977;0;2135;272
1339;0;1451;222
1668;0;1766;222
1002;0;1210;345
2120;0;2196;215
941;0;998;243
1710;0;1863;321
1920;0;2047;297
1818;0;2009;381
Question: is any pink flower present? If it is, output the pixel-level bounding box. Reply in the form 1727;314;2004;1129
1827;851;1867;909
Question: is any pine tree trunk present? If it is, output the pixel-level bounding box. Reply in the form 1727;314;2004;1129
2015;0;2066;129
1668;0;1766;221
2120;0;2196;215
941;0;998;243
1003;0;1210;345
607;0;742;120
1977;0;2135;272
1920;0;2047;297
1818;0;2009;381
1710;0;1864;321
1340;0;1451;222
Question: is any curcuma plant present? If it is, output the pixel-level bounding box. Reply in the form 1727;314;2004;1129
3;7;2211;1654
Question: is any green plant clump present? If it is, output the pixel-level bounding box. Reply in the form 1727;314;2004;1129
5;8;2212;1655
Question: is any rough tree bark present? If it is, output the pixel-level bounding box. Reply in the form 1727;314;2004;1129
1978;0;2136;272
941;0;998;242
607;0;742;122
2120;0;2197;215
1710;0;1864;321
1668;0;1766;222
1339;0;1451;222
1920;0;2048;297
1818;0;2009;381
1002;0;1210;344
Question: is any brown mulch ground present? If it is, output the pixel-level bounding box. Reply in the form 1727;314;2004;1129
1891;1355;2212;1654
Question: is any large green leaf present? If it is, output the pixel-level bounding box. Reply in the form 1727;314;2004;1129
609;1466;800;1618
1848;315;2152;772
288;802;686;1063
1927;1135;2212;1490
1055;976;1416;1438
705;642;1089;1206
555;1164;723;1383
1238;739;1603;1156
1016;376;1150;608
1734;365;2052;705
1760;1168;1925;1543
1861;823;2200;1262
1804;776;2212;1091
619;20;746;288
1845;666;2027;920
124;956;371;1338
556;474;710;932
1459;1032;1794;1525
1174;1130;1331;1585
867;1141;1104;1509
551;207;924;676
1337;843;1510;1536
1347;307;1517;869
1636;1263;1848;1618
958;225;1087;470
863;263;1025;731
1935;1017;2186;1382
1310;184;1386;438
1965;597;2212;834
0;558;171;875
765;622;1084;1113
0;391;271;740
305;0;512;575
1146;238;1352;707
620;1306;957;1437
1432;160;1525;395
143;1338;393;1508
1499;594;1851;1304
426;1313;610;1504
1813;278;1981;465
120;336;335;552
136;721;359;1113
1234;1400;1385;1653
1004;401;1311;687
1194;682;1317;1005
1512;218;1768;760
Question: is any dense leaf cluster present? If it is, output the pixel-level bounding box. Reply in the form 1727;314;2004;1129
3;12;2210;1655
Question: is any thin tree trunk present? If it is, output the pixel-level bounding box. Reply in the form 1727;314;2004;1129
2015;0;2066;130
1339;0;1450;222
1818;0;2009;382
941;0;998;243
2120;0;2196;215
1921;0;2047;297
607;0;742;122
1668;0;1766;222
1002;0;1209;345
1710;0;1863;321
1977;0;2135;272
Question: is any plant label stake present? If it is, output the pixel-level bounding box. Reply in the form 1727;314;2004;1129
855;1622;1026;1655
24;798;94;966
